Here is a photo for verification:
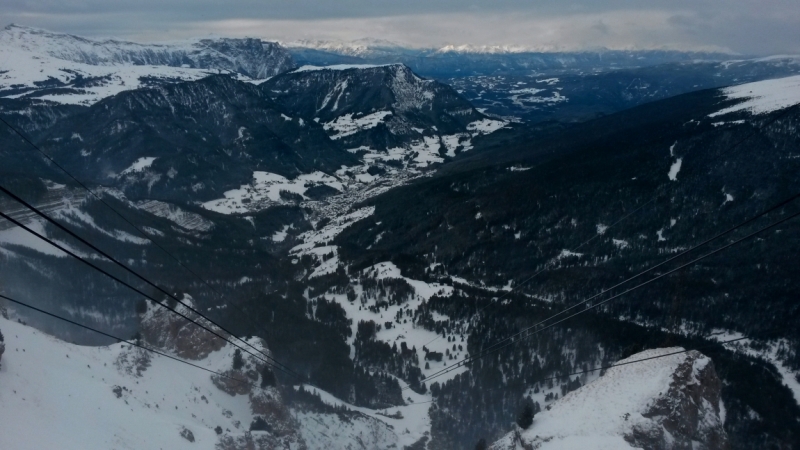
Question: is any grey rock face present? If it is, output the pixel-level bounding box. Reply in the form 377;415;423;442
625;351;729;450
489;349;729;450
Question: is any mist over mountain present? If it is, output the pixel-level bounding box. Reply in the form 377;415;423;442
1;25;799;450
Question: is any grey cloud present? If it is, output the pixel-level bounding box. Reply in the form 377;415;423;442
591;20;611;35
1;0;799;54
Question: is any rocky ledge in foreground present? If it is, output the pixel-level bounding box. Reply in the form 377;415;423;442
491;348;728;450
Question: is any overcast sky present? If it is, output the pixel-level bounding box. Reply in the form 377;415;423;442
3;0;799;55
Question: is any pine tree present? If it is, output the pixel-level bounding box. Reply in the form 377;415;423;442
0;327;4;342
232;349;244;370
516;402;534;429
474;438;488;450
260;366;276;388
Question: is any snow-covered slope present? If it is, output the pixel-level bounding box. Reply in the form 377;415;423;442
0;24;295;105
0;307;431;449
490;348;728;450
710;74;800;117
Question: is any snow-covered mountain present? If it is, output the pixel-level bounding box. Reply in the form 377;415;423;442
489;348;728;450
285;38;412;59
0;24;295;106
263;63;504;160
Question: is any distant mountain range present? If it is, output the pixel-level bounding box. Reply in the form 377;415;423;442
0;24;295;106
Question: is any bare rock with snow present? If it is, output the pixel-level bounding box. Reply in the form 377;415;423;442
139;295;228;360
490;348;728;450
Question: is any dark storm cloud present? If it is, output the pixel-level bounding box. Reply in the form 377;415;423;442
2;0;799;54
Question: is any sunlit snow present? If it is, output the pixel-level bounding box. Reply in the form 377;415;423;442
709;74;800;117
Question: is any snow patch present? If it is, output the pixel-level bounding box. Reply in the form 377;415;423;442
668;158;682;181
323;111;393;139
271;225;291;243
201;171;343;214
119;157;157;177
467;118;507;134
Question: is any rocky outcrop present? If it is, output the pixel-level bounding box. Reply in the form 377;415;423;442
626;351;728;450
490;348;729;450
211;338;308;450
139;295;228;360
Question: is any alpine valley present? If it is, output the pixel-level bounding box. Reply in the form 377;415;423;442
1;24;800;450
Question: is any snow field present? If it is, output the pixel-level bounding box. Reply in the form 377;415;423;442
0;313;425;449
0;44;217;106
323;111;393;139
0;316;256;450
201;171;343;214
710;74;800;117
466;118;508;134
297;380;432;448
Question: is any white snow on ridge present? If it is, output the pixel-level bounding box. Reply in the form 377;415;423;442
536;78;560;85
508;87;545;95
467;118;507;134
0;43;216;105
668;158;682;181
0;25;275;106
323;111;393;139
710;74;800;117
119;157;157;176
557;249;583;259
